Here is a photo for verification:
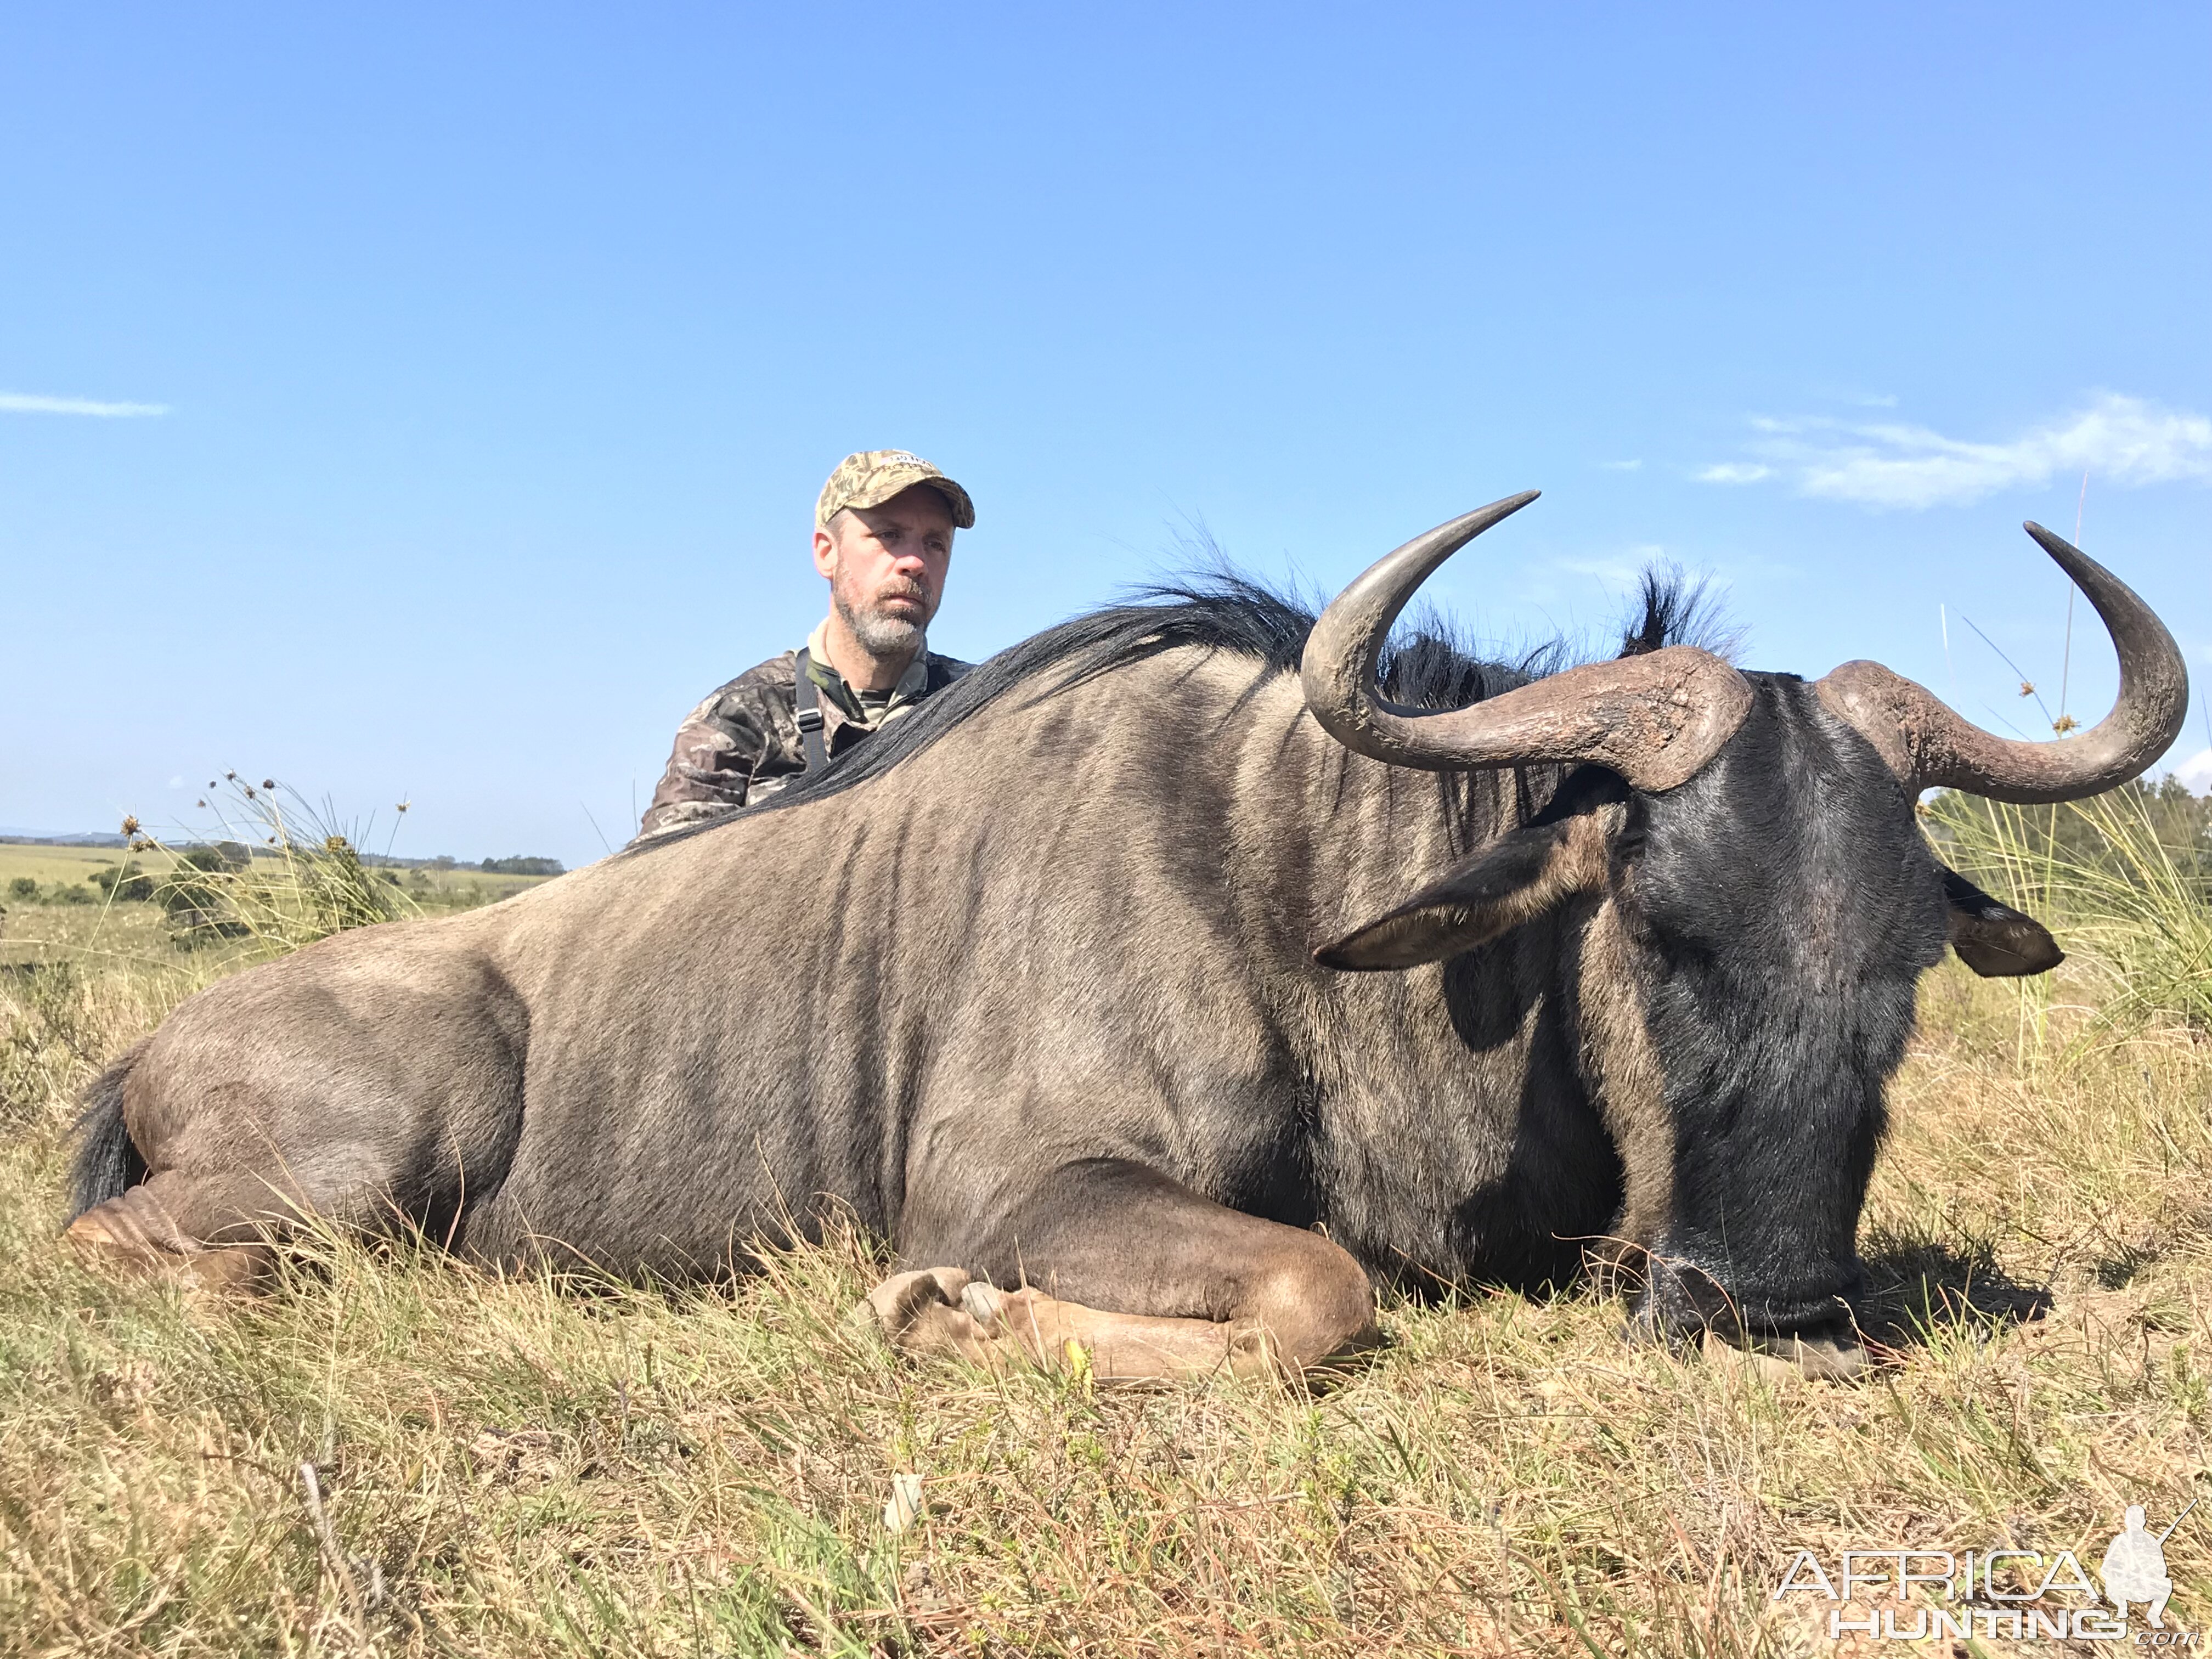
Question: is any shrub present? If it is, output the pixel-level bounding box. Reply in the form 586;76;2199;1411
157;845;244;943
53;884;94;906
89;862;156;902
481;856;563;876
5;877;37;902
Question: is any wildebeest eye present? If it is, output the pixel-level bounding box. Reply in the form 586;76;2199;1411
1530;764;1633;828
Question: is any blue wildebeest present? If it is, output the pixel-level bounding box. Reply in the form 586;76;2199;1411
66;495;2187;1380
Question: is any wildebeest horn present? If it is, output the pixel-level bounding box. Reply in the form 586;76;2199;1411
1814;523;2190;804
1301;493;1755;791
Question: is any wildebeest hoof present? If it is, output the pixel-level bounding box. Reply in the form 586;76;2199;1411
856;1267;974;1340
1701;1328;1870;1384
66;1201;274;1300
175;1245;276;1300
853;1267;1018;1369
959;1280;1006;1324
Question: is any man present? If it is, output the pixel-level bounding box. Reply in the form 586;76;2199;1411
2101;1505;2176;1629
632;450;974;842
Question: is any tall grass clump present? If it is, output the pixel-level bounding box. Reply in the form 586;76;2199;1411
0;962;101;1130
138;775;420;955
1928;777;2212;1033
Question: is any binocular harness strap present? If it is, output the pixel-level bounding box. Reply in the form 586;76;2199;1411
792;649;830;773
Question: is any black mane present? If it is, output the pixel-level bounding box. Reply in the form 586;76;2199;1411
633;567;1718;852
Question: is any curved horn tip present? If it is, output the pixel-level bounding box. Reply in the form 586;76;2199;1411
2022;520;2080;558
1435;490;1542;543
1820;518;2188;803
1460;488;1541;536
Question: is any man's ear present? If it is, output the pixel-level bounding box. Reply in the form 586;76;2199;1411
1316;810;1617;972
1941;866;2063;977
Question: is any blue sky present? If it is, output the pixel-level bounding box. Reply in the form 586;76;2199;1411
4;4;2208;866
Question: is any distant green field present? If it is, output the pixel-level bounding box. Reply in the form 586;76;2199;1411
0;841;551;902
0;842;146;892
0;841;554;971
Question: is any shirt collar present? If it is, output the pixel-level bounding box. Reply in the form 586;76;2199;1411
806;619;932;721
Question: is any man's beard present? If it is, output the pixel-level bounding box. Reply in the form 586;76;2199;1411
833;574;933;656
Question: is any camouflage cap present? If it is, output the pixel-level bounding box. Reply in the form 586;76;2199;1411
815;450;976;531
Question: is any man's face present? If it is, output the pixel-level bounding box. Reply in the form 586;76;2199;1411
813;484;955;656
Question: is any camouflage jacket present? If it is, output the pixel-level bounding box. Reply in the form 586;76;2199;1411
633;623;970;843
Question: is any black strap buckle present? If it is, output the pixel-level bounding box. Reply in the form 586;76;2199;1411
793;647;831;773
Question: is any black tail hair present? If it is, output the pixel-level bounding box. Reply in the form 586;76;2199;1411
68;1046;146;1222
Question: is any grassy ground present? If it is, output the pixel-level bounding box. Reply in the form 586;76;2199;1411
2;889;2207;1653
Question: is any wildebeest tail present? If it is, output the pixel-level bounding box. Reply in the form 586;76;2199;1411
68;1045;148;1221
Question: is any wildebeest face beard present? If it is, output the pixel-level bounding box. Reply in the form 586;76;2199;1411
1616;673;1948;1342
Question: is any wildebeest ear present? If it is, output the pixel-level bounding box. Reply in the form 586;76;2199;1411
1316;814;1613;972
1941;866;2063;977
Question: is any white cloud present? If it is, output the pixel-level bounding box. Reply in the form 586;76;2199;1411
1696;462;1771;484
1698;394;2212;510
0;391;170;417
2171;748;2212;794
1599;458;1643;471
1553;547;1664;587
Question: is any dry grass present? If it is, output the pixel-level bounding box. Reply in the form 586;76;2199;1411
1929;786;2212;1036
3;900;2209;1652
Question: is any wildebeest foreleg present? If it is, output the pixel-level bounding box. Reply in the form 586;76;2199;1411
868;1159;1379;1381
862;1265;1280;1379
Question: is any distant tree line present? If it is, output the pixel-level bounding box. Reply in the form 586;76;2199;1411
8;848;562;911
1929;775;2212;894
356;853;563;875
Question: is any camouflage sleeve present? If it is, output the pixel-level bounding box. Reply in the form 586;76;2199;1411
631;656;798;844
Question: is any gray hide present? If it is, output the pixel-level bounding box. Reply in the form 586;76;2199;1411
97;650;1600;1293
